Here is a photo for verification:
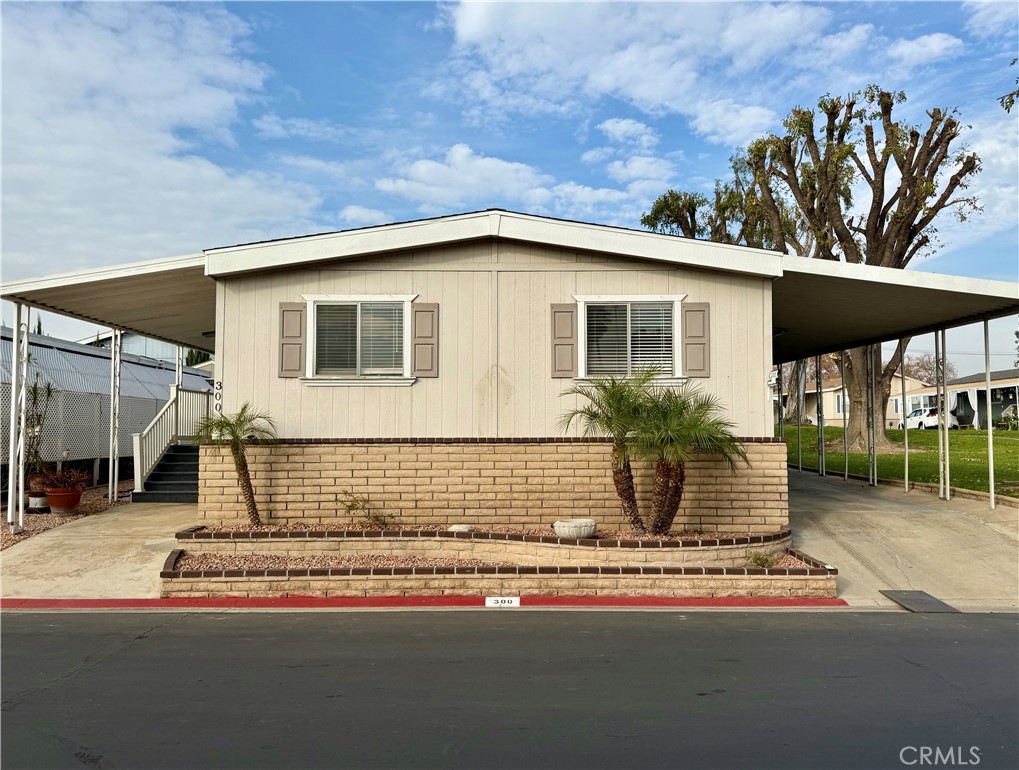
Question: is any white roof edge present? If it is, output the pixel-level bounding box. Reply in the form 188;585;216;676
203;210;785;279
781;255;1019;300
1;252;206;297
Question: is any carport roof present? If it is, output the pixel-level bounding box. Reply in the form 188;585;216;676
2;211;1017;363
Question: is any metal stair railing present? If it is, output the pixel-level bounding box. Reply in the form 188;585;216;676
132;386;212;490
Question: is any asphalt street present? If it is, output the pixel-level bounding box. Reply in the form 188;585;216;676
1;611;1016;770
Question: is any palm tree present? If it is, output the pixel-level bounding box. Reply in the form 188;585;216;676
559;371;656;534
631;385;748;535
194;403;277;526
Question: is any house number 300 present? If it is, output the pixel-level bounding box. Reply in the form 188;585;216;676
213;381;223;412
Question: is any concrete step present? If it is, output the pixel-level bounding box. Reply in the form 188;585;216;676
131;490;198;504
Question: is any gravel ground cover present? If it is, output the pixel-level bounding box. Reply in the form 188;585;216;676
176;552;515;571
202;523;758;541
1;481;133;551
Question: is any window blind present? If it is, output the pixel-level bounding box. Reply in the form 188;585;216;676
315;305;357;375
586;304;628;375
586;302;673;376
315;302;404;376
360;302;403;375
630;302;673;375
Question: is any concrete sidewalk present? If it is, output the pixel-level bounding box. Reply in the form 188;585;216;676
0;502;198;599
789;472;1019;612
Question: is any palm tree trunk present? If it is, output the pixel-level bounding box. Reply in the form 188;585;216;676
647;460;671;533
651;463;686;535
231;446;261;526
612;458;645;534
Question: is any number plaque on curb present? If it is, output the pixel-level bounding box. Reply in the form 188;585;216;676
485;597;521;608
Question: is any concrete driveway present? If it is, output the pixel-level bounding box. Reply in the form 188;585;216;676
789;472;1019;612
0;502;198;599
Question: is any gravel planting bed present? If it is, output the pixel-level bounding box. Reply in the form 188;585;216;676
1;481;133;551
176;552;516;571
202;523;755;542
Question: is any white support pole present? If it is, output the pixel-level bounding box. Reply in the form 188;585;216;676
866;344;876;486
175;345;184;388
942;329;951;501
935;331;946;499
777;364;784;438
841;351;848;480
7;304;28;532
901;343;909;493
984;320;995;509
107;330;122;503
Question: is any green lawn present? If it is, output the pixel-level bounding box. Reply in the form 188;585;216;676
780;426;1019;498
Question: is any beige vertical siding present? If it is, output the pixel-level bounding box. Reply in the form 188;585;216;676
218;240;773;437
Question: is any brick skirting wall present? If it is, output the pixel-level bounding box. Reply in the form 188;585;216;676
198;438;788;532
175;528;793;569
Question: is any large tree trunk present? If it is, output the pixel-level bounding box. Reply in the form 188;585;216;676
842;342;907;453
612;459;645;535
789;359;808;425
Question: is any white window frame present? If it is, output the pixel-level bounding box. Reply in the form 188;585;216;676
301;294;418;386
835;394;847;415
573;294;687;382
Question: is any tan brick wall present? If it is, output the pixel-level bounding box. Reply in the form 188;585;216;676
199;440;788;532
162;572;833;599
177;533;792;568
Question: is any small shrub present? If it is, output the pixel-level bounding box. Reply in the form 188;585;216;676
42;468;91;490
747;552;779;569
337;490;396;528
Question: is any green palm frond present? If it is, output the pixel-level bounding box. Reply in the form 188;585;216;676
195;402;278;452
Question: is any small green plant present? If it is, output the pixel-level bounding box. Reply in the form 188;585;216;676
337;490;396;528
747;552;779;569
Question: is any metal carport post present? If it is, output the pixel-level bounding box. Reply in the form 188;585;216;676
6;303;29;533
984;320;995;509
107;329;122;503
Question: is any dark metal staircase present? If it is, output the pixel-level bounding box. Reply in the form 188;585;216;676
131;444;199;503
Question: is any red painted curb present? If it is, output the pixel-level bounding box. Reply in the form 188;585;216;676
0;596;849;610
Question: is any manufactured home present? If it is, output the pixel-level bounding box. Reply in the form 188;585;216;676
5;211;1018;530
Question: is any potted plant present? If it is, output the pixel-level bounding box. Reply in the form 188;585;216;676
25;373;56;507
42;468;91;515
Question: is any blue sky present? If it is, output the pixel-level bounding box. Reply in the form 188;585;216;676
2;1;1017;368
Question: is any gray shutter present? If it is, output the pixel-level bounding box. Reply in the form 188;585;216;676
551;304;578;378
682;302;710;377
411;303;439;377
279;302;306;378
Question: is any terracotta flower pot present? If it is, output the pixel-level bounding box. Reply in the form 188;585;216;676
45;487;83;515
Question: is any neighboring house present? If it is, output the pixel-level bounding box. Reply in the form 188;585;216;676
903;369;1019;429
0;326;212;477
82;330;182;364
772;373;928;429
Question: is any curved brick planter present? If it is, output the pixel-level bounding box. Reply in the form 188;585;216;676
163;528;836;599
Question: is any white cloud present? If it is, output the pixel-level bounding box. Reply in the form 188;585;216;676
1;3;322;279
581;147;615;164
253;113;352;142
597;118;658;150
887;34;965;69
963;1;1019;38
690;100;778;147
605;155;674;184
339;206;391;227
375;144;554;211
815;24;875;64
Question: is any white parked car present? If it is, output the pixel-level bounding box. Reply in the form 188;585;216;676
899;407;959;430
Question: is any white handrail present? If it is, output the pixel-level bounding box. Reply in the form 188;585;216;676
132;387;212;490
